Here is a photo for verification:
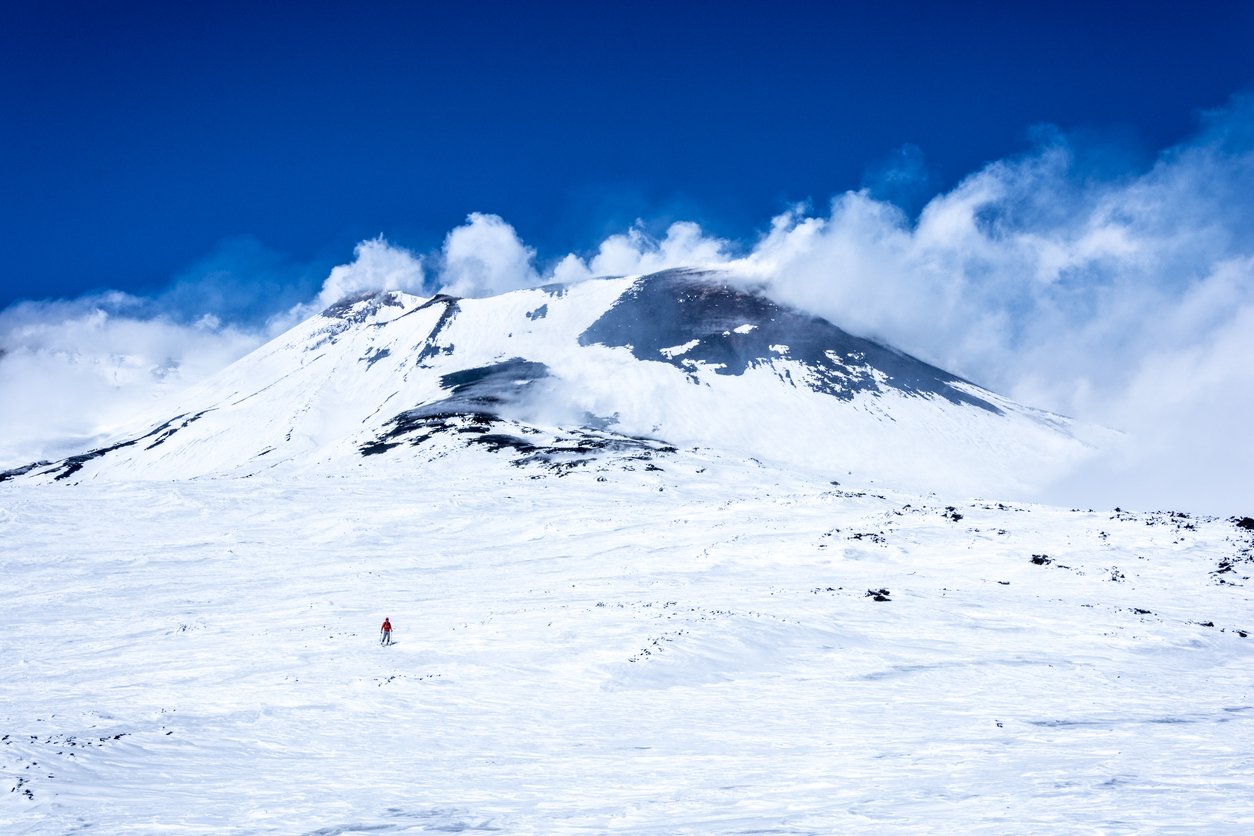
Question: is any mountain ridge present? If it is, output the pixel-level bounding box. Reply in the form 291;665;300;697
1;269;1097;497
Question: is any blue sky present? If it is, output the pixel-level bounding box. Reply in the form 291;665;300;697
3;1;1252;310
3;2;1254;513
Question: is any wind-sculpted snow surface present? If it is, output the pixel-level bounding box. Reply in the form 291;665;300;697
2;458;1252;832
0;271;1098;497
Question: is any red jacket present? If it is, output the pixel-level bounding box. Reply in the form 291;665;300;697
381;619;391;632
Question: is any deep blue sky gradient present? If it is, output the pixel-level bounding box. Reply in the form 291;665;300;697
3;1;1252;311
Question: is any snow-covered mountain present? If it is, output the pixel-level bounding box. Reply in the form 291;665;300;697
4;269;1252;832
2;269;1095;497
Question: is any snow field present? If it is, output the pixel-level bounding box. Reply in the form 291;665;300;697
2;459;1252;833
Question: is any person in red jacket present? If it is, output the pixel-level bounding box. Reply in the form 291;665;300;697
380;617;393;646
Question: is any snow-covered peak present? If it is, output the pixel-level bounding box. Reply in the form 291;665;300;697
2;270;1099;498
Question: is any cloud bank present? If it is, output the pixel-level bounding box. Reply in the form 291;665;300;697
3;95;1253;513
0;294;261;464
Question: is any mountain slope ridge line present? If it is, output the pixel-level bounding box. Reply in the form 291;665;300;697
1;269;1099;498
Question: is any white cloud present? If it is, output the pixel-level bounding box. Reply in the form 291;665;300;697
0;295;262;467
316;237;425;308
438;213;539;297
552;221;732;281
714;97;1254;513
258;236;428;334
1047;280;1254;514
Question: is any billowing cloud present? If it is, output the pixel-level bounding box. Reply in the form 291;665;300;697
712;97;1254;513
437;213;539;297
1048;286;1254;514
574;220;732;279
0;294;262;466
731;110;1254;404
432;216;733;290
316;237;425;308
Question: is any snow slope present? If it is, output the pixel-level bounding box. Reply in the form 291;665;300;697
3;270;1098;499
2;455;1252;833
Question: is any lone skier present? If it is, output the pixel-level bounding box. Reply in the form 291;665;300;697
380;617;393;646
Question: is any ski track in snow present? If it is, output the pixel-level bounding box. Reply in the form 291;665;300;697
2;458;1253;833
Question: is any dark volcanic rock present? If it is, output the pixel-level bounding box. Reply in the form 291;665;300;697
0;461;52;483
2;411;212;482
360;359;550;455
427;359;551;417
320;290;408;322
412;295;462;366
358;358;676;474
579;269;1001;412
